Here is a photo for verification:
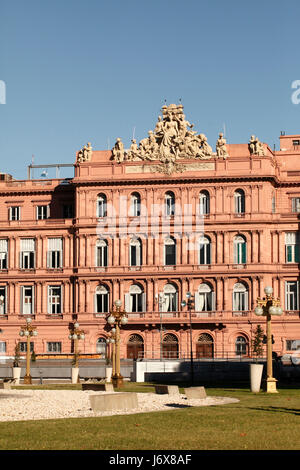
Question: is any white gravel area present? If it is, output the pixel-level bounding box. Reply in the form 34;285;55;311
0;389;239;422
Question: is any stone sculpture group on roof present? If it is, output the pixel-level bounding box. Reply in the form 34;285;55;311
76;103;267;166
111;103;229;164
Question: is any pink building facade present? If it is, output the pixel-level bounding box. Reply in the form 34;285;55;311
1;105;300;361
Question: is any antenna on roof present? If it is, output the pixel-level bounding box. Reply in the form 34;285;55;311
132;127;136;140
223;123;226;138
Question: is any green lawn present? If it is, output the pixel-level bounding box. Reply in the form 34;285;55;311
0;383;299;450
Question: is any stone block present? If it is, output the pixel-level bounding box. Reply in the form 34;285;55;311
89;392;138;412
82;383;114;392
154;385;180;395
184;386;206;399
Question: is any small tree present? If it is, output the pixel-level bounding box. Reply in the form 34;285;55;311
13;344;21;367
251;324;264;362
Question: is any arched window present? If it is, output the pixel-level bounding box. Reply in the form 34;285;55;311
162;333;179;359
235;336;249;356
199;190;210;215
125;284;146;313
233;283;249;312
127;334;144;360
96;337;107;355
165;191;175;216
196;333;214;358
199;235;211;265
97;194;107;218
164;237;176;265
234;189;245;214
96;239;108;267
161;283;178;312
129;238;142;266
234;235;247;264
195;283;215;312
130;192;141;217
95;285;109;313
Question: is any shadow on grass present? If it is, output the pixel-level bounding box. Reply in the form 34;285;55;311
249;406;300;416
165;403;192;408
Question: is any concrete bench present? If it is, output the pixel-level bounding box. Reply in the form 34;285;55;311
184;386;206;399
82;383;114;392
89;392;138;412
154;385;180;395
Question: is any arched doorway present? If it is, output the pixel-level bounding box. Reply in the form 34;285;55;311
196;333;214;358
127;334;144;359
162;333;179;359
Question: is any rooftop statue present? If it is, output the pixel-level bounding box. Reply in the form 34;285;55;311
112;138;125;163
77;142;93;163
111;103;214;165
216;132;229;159
249;135;265;156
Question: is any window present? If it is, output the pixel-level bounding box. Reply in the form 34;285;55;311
96;239;108;267
96;337;107;355
292;198;300;213
286;233;300;263
161;284;178;312
36;205;49;220
199;191;210;215
95;285;109;313
292;139;300;146
0;342;6;353
19;342;34;353
47;286;62;314
0;239;8;269
9;206;20;221
233;283;248;312
20;238;35;269
47;238;63;269
130;193;141;217
234;190;245;214
196;283;215;312
125;284;146;313
285;281;299;311
62;204;74;218
47;342;62;353
97;194;107;218
0;287;7;315
129;238;142;266
165;192;175;216
286;339;300;351
21;286;34;315
164;237;176;265
199;236;211;265
235;336;248;356
234;235;247;264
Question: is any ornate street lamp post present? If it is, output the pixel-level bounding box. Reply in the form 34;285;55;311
254;286;283;393
68;322;85;368
106;327;116;378
107;300;128;388
155;293;165;361
181;292;195;385
19;317;38;384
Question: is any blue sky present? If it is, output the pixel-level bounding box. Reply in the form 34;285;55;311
0;0;299;179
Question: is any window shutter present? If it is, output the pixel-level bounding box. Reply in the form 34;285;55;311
242;242;247;263
20;286;24;313
142;293;146;312
60;285;63;314
125;293;130;313
211;291;216;311
195;292;200;312
286;245;292;262
32;286;34;314
245;291;249;311
295;244;300;263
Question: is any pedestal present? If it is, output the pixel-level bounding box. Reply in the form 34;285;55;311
112;374;124;388
23;374;32;385
265;377;278;393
